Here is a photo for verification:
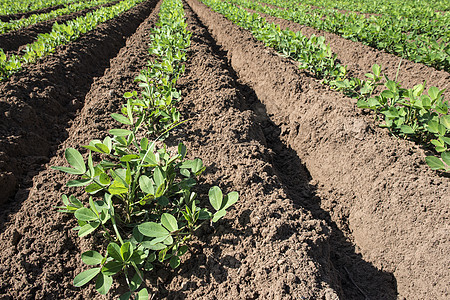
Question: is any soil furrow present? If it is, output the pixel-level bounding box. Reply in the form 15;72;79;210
0;4;65;22
186;0;450;299
0;0;121;53
0;0;162;298
242;6;450;94
0;0;157;204
152;2;340;298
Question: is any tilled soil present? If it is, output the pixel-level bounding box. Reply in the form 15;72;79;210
0;0;448;299
0;0;121;53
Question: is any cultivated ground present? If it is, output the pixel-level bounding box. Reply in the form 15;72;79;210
0;0;448;299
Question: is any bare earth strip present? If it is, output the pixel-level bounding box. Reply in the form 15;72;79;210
186;0;450;299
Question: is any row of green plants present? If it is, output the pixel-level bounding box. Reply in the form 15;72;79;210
53;0;239;298
0;0;146;81
0;0;118;34
233;0;450;71
202;0;450;171
0;0;76;16
287;0;450;17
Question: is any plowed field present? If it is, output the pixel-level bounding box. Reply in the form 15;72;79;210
0;0;448;299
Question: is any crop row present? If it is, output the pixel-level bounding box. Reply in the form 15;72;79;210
0;0;118;34
53;0;238;298
0;0;147;81
232;0;450;71
0;0;77;16
288;0;450;17
202;0;450;171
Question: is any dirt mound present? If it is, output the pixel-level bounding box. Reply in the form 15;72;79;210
186;0;449;298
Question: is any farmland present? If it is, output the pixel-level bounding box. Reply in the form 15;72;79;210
0;0;449;299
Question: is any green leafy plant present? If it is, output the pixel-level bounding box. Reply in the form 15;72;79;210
52;0;238;297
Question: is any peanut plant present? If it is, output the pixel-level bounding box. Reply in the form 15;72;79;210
53;0;238;298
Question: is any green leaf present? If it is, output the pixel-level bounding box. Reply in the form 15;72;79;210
153;167;165;187
400;125;415;134
425;156;445;170
130;272;143;292
75;207;98;222
161;213;178;232
440;115;450;129
120;242;133;262
222;191;239;210
119;292;131;300
107;243;123;262
177;245;188;257
137;288;149;300
108;180;128;195
120;154;140;162
428;86;440;100
111;113;132;125
138;222;169;238
178;143;187;159
65;148;86;174
381;90;394;98
95;143;110;154
212;209;226;223
99;173;111;185
442;152;450;166
169;256;181;269
85;182;103;194
52;166;84;175
427;120;440;133
109;129;132;137
209;186;223;211
139;175;154;194
81;251;103;265
78;221;100;237
95;272;113;295
101;261;123;276
73;268;100;287
67;178;92;187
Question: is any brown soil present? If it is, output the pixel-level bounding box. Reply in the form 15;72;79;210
0;0;120;53
0;4;65;22
186;0;450;299
0;0;448;299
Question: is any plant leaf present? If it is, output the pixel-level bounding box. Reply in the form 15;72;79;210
222;191;239;210
107;243;123;262
441;152;450;166
73;268;100;287
95;273;113;295
81;251;103;265
109;129;132;137
130;272;143;292
111;113;132;125
101;261;123;276
138;222;169;238
425;156;445;170
78;221;100;237
75;208;98;222
209;186;223;211
65;148;86;173
139;175;154;194
161;213;178;232
137;288;149;300
212;209;226;223
169;256;181;269
120;242;133;262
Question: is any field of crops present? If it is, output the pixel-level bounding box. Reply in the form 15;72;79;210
0;0;448;299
